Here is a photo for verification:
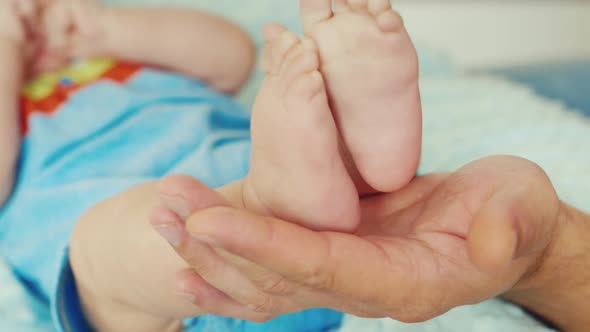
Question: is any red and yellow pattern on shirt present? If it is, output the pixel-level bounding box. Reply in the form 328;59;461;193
20;58;140;134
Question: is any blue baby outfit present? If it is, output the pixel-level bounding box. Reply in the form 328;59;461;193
0;64;342;332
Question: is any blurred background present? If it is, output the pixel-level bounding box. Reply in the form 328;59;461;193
102;0;590;113
395;0;590;114
397;0;590;68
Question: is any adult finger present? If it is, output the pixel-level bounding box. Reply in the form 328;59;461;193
176;269;274;322
155;176;290;313
184;206;406;305
151;203;276;311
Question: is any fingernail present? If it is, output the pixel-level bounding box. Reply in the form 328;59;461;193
160;194;191;219
153;224;183;247
174;291;197;304
191;234;222;248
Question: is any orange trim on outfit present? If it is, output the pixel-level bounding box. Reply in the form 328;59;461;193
20;62;141;134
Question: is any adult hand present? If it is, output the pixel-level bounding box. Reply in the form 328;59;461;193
153;155;571;324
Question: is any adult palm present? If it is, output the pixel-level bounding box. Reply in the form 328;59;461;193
158;155;561;322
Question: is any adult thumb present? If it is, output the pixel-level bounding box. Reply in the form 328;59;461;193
467;174;560;274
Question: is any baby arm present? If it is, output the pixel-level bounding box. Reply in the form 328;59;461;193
0;42;21;207
43;1;256;93
0;0;35;206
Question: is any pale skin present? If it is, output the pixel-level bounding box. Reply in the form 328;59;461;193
154;156;590;332
243;0;422;232
0;0;33;207
38;0;256;93
302;0;422;193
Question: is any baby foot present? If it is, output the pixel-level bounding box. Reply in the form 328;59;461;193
300;0;422;192
244;28;360;231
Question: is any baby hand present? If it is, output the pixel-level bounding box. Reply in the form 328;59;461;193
0;0;41;44
0;0;50;78
36;0;106;72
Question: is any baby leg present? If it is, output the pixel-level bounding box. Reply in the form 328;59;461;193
70;181;272;331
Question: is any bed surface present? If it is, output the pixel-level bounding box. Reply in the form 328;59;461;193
493;62;590;117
